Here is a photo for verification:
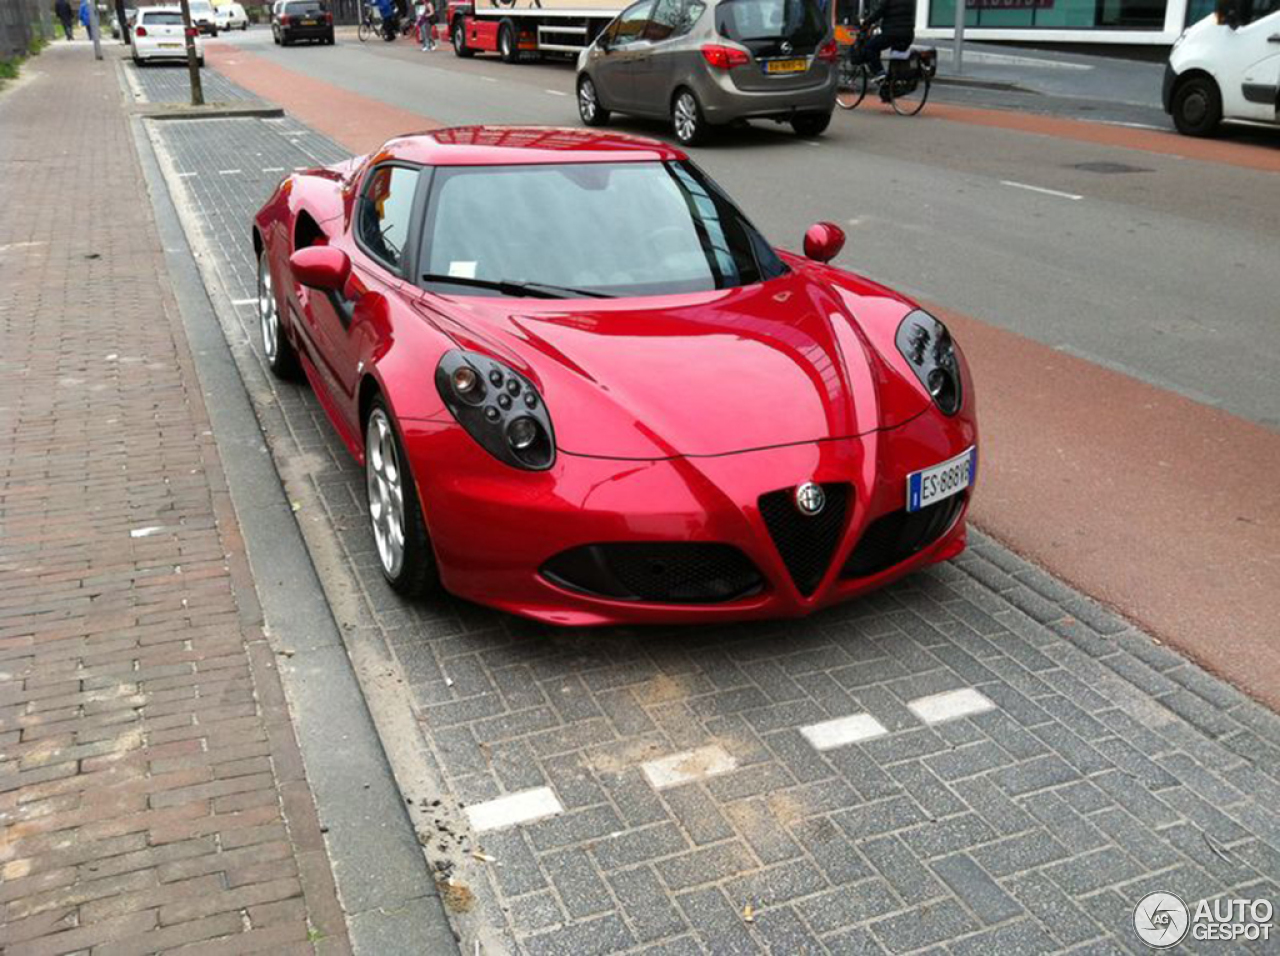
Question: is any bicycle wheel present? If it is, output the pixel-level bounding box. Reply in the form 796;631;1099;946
835;58;867;110
358;19;371;41
889;70;929;116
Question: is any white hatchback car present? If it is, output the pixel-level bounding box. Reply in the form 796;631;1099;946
132;7;205;66
215;2;250;30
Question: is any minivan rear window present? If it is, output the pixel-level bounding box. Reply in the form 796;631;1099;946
285;0;326;12
717;0;826;45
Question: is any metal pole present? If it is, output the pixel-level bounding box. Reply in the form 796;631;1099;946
89;0;103;58
952;0;963;74
179;0;205;106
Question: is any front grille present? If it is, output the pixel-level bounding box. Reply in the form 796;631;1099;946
842;493;966;580
540;543;763;604
757;484;850;596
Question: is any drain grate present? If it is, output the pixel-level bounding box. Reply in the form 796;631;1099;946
1069;161;1154;174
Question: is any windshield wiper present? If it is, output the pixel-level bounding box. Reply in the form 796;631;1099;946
421;273;613;300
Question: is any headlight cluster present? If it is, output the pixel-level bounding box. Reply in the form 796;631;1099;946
435;349;555;470
895;310;963;416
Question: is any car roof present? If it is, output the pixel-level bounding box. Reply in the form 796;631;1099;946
376;127;688;167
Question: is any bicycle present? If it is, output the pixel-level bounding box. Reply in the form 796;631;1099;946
357;3;379;41
836;26;936;117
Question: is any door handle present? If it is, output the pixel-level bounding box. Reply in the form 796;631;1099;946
1270;33;1280;42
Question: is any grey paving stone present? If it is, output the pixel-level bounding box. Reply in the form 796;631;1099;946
947;917;1057;956
970;831;1071;879
824;748;902;802
480;829;548;898
522;912;635;956
607;866;687;943
1018;791;1110;855
543;847;614;919
886;762;967;820
1005;871;1103;948
725;860;828;910
929;853;1022;925
833;797;927;843
822;926;887;955
950;776;1037;837
1089;770;1180;828
506;890;564;933
761;727;838;785
861;835;945;905
901;812;999;861
869;899;979;954
990;753;1081;798
724;798;804;866
590;822;688;871
661;783;736;846
790;816;872;885
1043;845;1146;897
676;887;759;956
595;687;656;737
526;804;625;853
706;761;796;802
862;727;950;766
656;842;756;892
793;882;900;935
923;740;1015;782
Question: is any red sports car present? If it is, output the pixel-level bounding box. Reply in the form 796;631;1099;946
252;127;978;626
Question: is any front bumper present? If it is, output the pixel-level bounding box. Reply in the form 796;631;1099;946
1162;62;1176;115
402;407;977;626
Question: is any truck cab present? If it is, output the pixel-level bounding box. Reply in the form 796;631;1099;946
1164;0;1280;136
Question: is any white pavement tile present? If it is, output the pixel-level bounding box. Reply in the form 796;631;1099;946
907;688;996;725
465;786;563;833
641;744;737;790
799;713;889;751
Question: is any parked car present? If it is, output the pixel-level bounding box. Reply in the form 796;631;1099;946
577;0;839;145
1164;1;1280;136
110;6;136;39
273;0;334;44
252;127;977;624
187;0;219;35
215;2;250;30
132;6;205;65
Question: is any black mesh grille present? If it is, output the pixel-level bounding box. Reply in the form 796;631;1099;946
842;493;966;580
541;543;763;604
757;484;850;596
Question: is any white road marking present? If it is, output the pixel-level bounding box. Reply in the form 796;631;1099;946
481;75;497;82
130;526;165;538
231;298;257;306
800;713;888;751
908;688;996;725
1000;180;1082;201
544;89;568;97
465;787;563;832
261;166;286;172
802;140;821;147
1101;120;1165;131
218;169;243;175
641;744;737;790
177;172;198;178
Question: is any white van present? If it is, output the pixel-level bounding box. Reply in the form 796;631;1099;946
1164;0;1280;136
215;3;250;30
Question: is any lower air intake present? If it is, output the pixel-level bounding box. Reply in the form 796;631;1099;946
757;484;850;596
842;493;966;579
541;543;763;604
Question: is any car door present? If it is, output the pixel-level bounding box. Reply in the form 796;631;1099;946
1235;5;1280;122
633;0;705;114
592;0;656;111
309;163;425;435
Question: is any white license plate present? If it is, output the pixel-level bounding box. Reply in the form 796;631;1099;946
907;446;975;513
158;41;182;47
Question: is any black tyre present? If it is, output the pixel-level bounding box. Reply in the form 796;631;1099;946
499;20;518;63
791;111;831;137
365;398;440;597
672;88;708;146
836;58;868;110
577;74;609;126
1172;75;1222;137
257;250;301;380
357;20;371;41
888;69;929;116
452;19;473;56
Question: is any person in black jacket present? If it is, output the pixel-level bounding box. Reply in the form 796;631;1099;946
862;0;916;78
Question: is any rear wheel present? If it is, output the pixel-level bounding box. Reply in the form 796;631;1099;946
836;58;868;110
791;111;831;137
357;19;371;41
258;250;300;380
452;19;473;56
499;20;518;63
577;74;609;126
888;65;929;116
672;89;708;146
365;400;439;597
1172;76;1222;137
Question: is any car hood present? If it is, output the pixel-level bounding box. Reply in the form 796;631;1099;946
420;266;931;460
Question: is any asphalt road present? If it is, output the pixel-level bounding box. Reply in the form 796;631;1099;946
216;27;1280;427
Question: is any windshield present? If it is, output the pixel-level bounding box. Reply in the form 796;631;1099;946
189;2;212;14
420;162;786;298
717;0;826;45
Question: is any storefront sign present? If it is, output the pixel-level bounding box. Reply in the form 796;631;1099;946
965;0;1055;8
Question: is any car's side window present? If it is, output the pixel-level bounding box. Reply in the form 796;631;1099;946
606;0;654;46
357;165;420;274
646;0;704;40
1245;0;1280;22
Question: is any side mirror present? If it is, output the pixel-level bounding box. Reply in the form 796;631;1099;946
290;246;351;294
803;222;845;263
598;32;611;52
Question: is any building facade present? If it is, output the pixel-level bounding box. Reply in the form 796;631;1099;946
914;0;1215;45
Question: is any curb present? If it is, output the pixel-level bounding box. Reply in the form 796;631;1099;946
933;75;1033;93
133;100;285;119
128;109;460;956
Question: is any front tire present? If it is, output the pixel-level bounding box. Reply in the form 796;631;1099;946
672;88;708;146
365;400;439;597
1172;76;1222;137
499;20;518;63
258;250;301;379
452;19;473;56
577;74;609;126
791;111;831;137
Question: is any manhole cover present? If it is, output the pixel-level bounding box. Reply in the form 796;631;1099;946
1070;161;1154;174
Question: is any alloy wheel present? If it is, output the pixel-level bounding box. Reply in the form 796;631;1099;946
366;409;406;579
578;78;596;122
674;92;698;144
258;255;278;364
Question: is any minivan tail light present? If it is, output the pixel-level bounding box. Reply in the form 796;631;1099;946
280;13;290;23
134;24;147;35
701;44;750;70
325;11;333;21
817;39;838;63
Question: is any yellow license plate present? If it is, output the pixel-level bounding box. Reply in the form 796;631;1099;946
302;19;317;24
765;58;807;74
158;42;181;47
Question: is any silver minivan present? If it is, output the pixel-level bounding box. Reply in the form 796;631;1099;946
577;0;838;145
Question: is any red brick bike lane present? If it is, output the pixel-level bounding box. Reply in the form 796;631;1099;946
204;42;1280;712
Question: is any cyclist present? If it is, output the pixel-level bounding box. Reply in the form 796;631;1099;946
374;0;399;39
860;0;916;81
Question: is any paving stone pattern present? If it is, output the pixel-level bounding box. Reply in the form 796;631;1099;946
0;48;347;955
129;61;255;104
154;109;1280;955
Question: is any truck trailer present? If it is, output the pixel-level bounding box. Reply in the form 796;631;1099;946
446;0;629;62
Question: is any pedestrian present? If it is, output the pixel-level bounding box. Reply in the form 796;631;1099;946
55;0;74;39
415;0;435;50
78;0;93;41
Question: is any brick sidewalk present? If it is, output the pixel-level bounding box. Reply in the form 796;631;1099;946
0;46;348;955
